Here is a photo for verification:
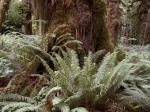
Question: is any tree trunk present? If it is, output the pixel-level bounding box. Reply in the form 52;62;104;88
30;0;114;53
106;0;120;45
92;0;114;51
31;0;50;35
143;9;150;45
45;0;114;53
0;0;11;31
24;10;32;35
24;0;32;35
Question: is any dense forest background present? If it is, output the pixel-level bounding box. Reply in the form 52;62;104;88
0;0;150;112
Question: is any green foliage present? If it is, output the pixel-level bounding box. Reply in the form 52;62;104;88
0;93;41;112
0;33;42;77
119;0;146;44
23;24;82;60
1;46;150;111
118;45;150;111
0;57;14;77
1;23;150;111
44;24;83;54
38;47;150;111
0;87;89;112
37;49;132;111
71;107;88;112
3;0;27;32
0;24;82;79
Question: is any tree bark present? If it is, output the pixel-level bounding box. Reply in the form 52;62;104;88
31;0;50;35
45;0;114;53
30;0;114;53
106;0;120;45
92;0;114;51
0;0;11;31
24;0;32;35
143;9;150;45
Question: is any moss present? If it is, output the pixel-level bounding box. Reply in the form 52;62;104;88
47;0;77;33
92;0;114;52
47;0;114;53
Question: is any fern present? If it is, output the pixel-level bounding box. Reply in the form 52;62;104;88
0;94;37;104
1;102;33;112
71;107;88;112
15;105;41;112
2;46;150;112
38;47;150;112
0;93;43;112
118;58;150;111
37;49;129;109
45;24;83;55
37;56;55;77
0;85;65;112
0;33;42;75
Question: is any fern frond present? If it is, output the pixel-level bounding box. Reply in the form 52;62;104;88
63;40;82;47
79;52;97;91
69;50;80;75
55;33;73;45
22;45;50;58
31;74;51;85
95;51;117;85
54;53;70;74
0;94;37;104
92;50;105;63
71;107;88;112
45;86;62;101
37;56;54;77
1;102;33;112
15;105;41;112
99;58;133;98
53;24;67;34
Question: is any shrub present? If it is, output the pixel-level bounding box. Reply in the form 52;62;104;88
2;0;27;32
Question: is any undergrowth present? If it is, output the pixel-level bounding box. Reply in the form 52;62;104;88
0;46;150;111
0;25;150;112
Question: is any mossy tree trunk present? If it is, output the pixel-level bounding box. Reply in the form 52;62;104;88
0;0;11;31
31;0;114;53
92;0;114;51
143;9;150;45
24;10;32;34
106;0;120;46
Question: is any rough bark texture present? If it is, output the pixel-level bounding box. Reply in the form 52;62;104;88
92;0;114;51
24;10;32;34
24;0;32;34
106;0;120;45
0;0;11;31
31;0;50;35
143;9;150;45
46;0;114;53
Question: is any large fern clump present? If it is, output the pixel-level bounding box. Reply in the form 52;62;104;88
38;47;150;111
36;48;134;111
1;34;150;112
20;24;83;73
0;24;82;76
